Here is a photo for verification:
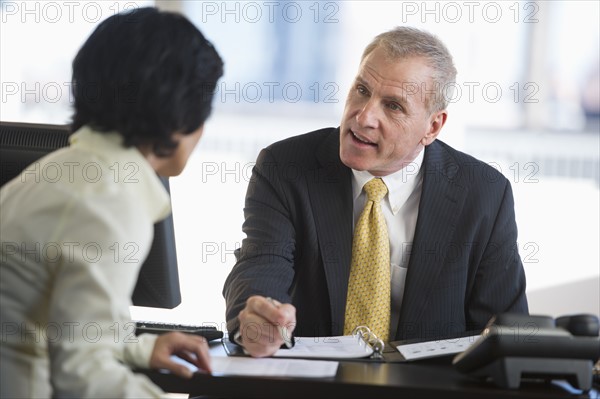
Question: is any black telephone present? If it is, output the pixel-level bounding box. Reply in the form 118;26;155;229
452;313;600;391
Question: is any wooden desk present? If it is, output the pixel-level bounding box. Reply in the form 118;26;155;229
142;341;598;399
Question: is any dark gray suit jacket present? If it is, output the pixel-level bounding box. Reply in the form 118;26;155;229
223;127;528;341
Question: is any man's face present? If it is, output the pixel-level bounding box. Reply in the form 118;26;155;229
339;46;447;176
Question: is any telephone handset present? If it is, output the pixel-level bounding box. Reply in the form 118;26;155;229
452;313;600;391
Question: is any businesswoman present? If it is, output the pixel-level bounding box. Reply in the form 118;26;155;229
0;7;223;398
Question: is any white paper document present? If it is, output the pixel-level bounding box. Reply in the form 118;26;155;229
171;355;338;378
211;357;339;378
272;335;374;359
396;335;481;361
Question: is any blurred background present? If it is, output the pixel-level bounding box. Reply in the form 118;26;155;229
1;0;598;330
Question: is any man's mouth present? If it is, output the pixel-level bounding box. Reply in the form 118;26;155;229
351;130;377;146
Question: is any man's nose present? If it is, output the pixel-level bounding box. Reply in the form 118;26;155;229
355;98;379;129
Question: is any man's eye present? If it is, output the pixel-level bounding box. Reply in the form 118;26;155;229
388;102;402;111
357;86;368;95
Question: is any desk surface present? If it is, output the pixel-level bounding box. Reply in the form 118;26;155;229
142;341;598;399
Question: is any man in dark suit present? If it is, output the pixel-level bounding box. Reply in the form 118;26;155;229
223;27;528;357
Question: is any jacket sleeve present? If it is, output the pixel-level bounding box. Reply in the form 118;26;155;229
47;196;165;398
223;148;298;335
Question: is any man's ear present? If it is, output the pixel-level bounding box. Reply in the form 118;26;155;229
421;110;447;146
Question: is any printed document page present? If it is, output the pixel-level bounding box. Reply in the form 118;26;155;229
171;355;338;378
272;335;374;359
395;335;481;361
212;357;339;378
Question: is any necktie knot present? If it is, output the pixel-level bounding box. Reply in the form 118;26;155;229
364;178;388;203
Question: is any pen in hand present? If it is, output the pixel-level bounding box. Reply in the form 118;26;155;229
266;297;294;349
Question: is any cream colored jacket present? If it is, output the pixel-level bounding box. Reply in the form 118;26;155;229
0;127;171;398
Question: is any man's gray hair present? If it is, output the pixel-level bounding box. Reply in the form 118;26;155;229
362;27;457;113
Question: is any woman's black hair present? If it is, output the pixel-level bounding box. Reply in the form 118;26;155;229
71;7;223;156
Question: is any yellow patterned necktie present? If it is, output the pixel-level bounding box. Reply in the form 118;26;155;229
344;178;391;342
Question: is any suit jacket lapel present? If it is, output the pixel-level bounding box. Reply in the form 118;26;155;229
397;140;468;335
306;128;353;334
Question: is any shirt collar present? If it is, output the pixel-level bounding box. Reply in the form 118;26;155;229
69;126;171;223
351;149;425;215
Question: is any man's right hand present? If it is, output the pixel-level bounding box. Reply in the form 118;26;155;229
236;295;296;358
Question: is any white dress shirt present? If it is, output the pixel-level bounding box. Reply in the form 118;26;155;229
351;150;424;339
0;127;171;398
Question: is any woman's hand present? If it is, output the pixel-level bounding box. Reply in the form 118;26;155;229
149;332;211;378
